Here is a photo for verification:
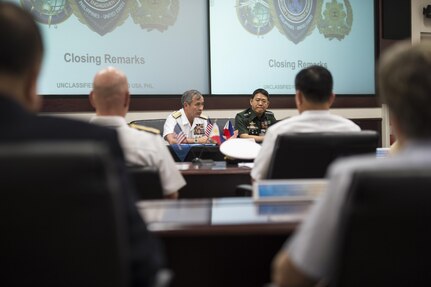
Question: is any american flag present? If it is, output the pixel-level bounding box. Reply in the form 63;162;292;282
205;118;213;137
174;123;186;144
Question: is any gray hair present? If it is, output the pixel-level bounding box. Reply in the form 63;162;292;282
181;90;202;106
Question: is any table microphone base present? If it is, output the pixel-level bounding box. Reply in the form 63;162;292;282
191;158;214;167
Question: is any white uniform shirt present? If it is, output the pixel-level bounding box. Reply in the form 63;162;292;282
163;108;208;140
286;142;431;280
90;116;186;196
251;110;361;180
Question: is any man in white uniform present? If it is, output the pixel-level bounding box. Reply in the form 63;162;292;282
163;90;209;144
251;65;360;180
89;67;186;199
271;42;431;287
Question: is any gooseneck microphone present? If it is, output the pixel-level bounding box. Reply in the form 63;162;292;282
191;135;214;166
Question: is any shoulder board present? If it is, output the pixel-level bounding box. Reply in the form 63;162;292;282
199;114;208;120
172;110;182;119
265;110;274;115
129;123;160;135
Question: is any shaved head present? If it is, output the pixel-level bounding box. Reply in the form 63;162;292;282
90;67;130;116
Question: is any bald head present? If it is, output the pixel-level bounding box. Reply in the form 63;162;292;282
90;67;130;116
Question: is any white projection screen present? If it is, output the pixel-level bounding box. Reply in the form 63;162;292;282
11;0;209;95
10;0;376;97
210;0;376;96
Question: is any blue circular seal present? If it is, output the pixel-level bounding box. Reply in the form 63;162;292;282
21;0;72;26
237;0;274;36
270;0;319;44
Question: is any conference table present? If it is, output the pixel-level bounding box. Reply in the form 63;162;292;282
137;197;313;287
177;161;252;198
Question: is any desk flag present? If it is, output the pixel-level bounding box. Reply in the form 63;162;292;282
223;120;235;140
209;122;222;145
174;123;186;144
205;118;214;137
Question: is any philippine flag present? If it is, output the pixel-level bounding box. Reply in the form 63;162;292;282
209;122;222;145
223;120;235;140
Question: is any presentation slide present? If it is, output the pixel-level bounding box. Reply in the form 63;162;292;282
210;0;376;95
12;0;209;95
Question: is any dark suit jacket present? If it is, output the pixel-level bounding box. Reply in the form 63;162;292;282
0;95;164;287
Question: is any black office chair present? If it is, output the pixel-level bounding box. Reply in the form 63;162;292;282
331;168;431;287
267;131;379;179
0;142;130;287
127;166;164;200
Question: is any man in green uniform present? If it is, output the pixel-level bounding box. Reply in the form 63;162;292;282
235;88;277;143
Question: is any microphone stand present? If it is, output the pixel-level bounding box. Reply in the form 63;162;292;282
191;135;215;167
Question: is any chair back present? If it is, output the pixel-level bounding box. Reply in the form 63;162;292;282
0;141;129;287
332;168;431;287
267;131;379;179
127;166;164;199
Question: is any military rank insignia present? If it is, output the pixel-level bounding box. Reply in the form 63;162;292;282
194;124;205;136
247;122;259;136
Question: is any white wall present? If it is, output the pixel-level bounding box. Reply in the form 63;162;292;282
412;0;431;43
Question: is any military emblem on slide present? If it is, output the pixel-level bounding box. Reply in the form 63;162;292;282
237;0;352;44
68;0;130;36
236;0;274;36
21;0;73;26
20;0;179;35
317;0;352;40
269;0;321;44
130;0;179;32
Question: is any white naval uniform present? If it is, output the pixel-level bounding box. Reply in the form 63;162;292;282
163;108;208;140
286;142;431;280
90;116;186;196
251;110;361;180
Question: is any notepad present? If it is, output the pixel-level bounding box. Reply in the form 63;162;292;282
253;179;327;202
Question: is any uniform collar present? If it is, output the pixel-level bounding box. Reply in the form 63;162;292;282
90;115;128;128
179;108;191;126
300;110;331;116
179;108;201;127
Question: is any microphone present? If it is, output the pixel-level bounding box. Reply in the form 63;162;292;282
191;138;215;167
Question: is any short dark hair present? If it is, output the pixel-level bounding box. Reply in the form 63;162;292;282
0;2;44;76
378;41;431;139
294;65;333;103
251;88;269;100
181;90;202;106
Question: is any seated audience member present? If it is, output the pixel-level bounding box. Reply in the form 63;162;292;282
235;88;276;143
271;41;431;287
163;89;209;144
0;3;164;286
89;67;186;199
251;66;360;180
389;140;401;155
